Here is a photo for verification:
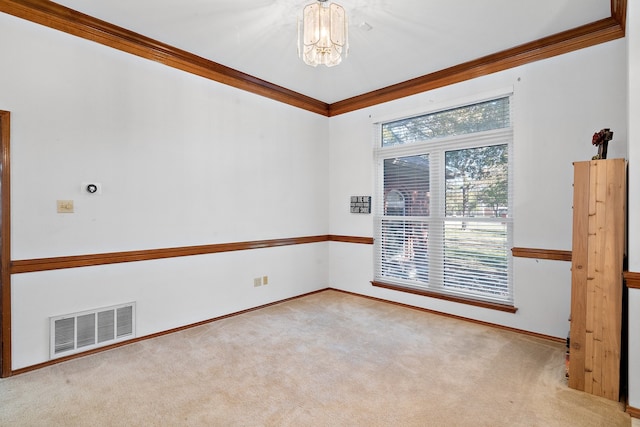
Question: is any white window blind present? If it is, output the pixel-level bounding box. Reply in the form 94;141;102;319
374;96;513;305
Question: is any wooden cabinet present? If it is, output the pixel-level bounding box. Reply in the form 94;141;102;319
569;159;626;401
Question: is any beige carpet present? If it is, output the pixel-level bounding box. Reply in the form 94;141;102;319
0;289;631;426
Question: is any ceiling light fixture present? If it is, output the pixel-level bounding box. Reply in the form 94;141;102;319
298;0;348;67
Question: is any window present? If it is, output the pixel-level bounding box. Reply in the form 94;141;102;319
374;96;513;307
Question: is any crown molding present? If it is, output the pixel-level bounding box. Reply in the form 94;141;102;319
0;0;330;116
329;17;625;116
0;0;627;116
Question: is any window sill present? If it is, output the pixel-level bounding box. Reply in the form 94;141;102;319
371;281;518;313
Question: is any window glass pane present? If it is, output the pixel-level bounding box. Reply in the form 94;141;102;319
375;95;513;305
445;145;508;218
380;219;429;283
383;155;430;216
443;220;509;298
382;97;510;147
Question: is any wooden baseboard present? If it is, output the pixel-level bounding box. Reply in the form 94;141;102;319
8;286;568;377
627;404;640;419
3;235;371;377
9;288;331;377
331;288;564;343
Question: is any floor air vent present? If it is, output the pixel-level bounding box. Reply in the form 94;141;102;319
50;302;136;359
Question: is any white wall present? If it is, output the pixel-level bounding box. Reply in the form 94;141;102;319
1;8;633;377
329;39;628;339
627;0;640;410
1;13;330;369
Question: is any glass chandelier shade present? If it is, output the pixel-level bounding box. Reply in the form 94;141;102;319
298;0;348;67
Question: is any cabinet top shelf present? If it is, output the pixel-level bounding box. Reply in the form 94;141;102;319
573;158;626;166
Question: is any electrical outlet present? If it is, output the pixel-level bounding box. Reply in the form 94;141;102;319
262;276;268;285
254;277;262;287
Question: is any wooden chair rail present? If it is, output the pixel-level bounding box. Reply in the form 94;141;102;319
511;247;572;262
10;234;374;274
624;271;640;289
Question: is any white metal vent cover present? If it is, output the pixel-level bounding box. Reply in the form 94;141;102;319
50;302;136;359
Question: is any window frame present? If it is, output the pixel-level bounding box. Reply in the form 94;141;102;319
372;94;515;312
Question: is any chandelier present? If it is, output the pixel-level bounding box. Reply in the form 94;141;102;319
298;0;348;67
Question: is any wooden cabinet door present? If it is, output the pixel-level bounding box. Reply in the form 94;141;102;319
569;159;626;401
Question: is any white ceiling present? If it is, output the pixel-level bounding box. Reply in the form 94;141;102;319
53;0;611;104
